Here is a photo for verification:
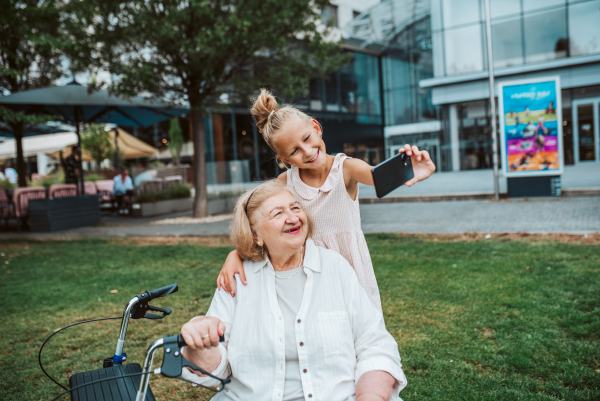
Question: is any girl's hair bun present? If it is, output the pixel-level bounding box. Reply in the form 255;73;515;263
250;89;279;133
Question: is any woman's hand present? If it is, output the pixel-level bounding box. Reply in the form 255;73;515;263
181;316;226;351
398;144;436;186
216;250;246;297
181;316;226;376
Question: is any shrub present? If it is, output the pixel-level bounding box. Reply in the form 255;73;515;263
84;173;105;182
135;184;192;203
0;179;15;190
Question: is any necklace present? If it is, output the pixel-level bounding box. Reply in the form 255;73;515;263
273;246;304;280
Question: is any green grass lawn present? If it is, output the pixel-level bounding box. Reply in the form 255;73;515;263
0;235;598;401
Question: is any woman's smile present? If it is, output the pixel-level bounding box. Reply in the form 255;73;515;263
284;225;302;234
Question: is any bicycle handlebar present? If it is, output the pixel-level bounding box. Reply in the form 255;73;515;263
138;284;178;303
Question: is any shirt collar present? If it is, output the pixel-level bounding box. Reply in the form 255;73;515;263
253;238;321;274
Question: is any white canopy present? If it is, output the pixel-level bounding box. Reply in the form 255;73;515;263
0;132;78;160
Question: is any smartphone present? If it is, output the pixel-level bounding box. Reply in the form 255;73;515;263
371;153;414;198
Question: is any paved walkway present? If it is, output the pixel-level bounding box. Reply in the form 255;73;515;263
2;196;598;239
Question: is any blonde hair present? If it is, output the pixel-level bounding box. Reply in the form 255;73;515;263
229;179;314;262
250;88;316;154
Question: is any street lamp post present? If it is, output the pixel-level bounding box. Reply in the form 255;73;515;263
484;0;500;200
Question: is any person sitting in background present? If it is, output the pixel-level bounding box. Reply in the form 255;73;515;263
4;162;18;184
112;167;134;215
60;145;79;185
133;164;155;187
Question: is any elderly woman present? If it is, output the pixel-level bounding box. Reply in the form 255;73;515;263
181;179;407;400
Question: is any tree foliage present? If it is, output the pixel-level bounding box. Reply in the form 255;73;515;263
0;0;67;186
81;124;113;166
168;118;184;166
69;0;349;216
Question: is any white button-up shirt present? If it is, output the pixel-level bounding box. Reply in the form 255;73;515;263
182;239;407;401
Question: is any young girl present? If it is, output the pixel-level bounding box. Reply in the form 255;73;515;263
217;89;436;311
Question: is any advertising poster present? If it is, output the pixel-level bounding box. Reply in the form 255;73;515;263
498;77;563;177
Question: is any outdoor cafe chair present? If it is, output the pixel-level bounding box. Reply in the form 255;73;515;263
163;175;183;189
11;186;46;232
0;189;15;229
84;181;98;196
141;179;164;194
48;184;78;198
95;180;114;203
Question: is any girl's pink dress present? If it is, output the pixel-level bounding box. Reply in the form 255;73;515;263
287;153;382;312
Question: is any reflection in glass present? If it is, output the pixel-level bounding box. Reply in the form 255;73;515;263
569;0;600;57
491;17;524;68
432;31;445;76
577;104;596;161
431;0;443;31
562;105;574;165
523;0;565;12
444;24;484;75
490;0;521;19
382;56;411;91
442;0;481;28
385;88;413;125
523;8;568;64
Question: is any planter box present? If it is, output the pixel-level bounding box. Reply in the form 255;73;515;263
29;195;100;232
132;197;193;218
131;197;237;218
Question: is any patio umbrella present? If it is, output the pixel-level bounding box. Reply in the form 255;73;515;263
47;128;155;161
0;121;66;138
0;80;188;193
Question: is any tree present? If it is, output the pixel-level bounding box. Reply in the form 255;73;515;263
168;118;184;166
0;0;65;187
81;124;113;167
73;0;349;217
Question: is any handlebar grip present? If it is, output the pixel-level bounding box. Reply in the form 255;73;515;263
177;333;225;348
139;284;178;302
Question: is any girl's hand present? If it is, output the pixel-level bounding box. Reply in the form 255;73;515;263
181;316;226;351
398;144;436;186
216;250;246;297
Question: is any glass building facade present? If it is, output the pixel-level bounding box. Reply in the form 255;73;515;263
431;0;600;75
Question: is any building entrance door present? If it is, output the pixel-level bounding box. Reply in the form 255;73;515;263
572;98;600;163
389;139;440;169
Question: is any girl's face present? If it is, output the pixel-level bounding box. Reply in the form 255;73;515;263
273;118;327;170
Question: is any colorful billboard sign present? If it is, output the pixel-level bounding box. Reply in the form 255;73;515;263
498;77;563;177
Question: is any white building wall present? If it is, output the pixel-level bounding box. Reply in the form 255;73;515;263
331;0;380;30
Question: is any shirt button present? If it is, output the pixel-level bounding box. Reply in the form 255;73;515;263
309;394;313;398
303;369;307;373
297;319;301;323
300;342;304;346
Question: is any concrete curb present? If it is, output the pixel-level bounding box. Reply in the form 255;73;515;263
359;189;599;204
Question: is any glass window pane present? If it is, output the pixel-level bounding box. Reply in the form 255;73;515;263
431;0;443;31
432;31;445;76
569;0;600;57
492;17;524;68
523;0;565;12
385;88;413;125
442;0;481;28
491;0;521;19
382;56;411;91
523;8;568;64
444;24;484;75
577;104;596;161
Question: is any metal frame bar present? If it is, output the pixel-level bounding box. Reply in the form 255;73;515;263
572;97;600;164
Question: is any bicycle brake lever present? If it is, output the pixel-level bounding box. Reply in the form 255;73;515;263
159;335;230;392
130;303;172;320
